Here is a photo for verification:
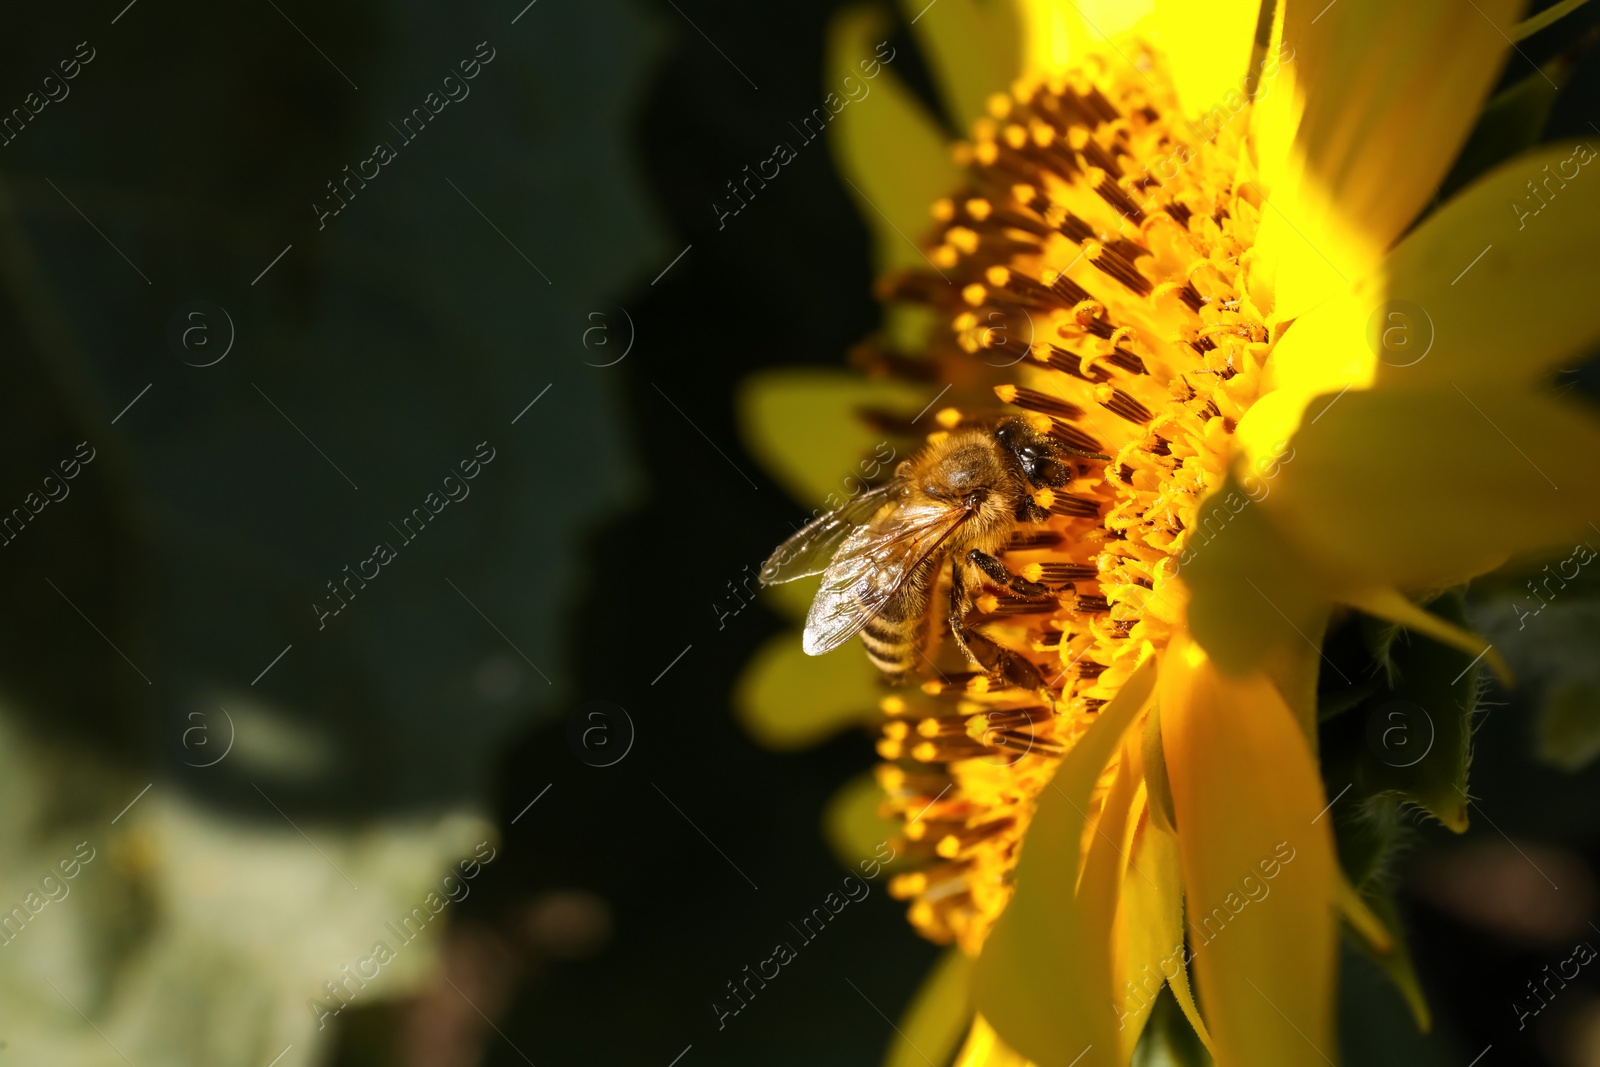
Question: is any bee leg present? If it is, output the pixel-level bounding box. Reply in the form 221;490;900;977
948;559;1047;691
966;550;1050;598
1013;496;1052;523
955;621;1047;691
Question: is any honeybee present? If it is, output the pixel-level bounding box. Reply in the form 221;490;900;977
760;417;1103;689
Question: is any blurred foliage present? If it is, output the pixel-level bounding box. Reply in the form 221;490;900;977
0;0;664;813
0;0;665;1062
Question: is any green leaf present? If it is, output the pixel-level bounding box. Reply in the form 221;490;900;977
1468;558;1600;772
1436;67;1566;203
1329;793;1404;891
1350;882;1432;1033
1537;678;1600;770
1314;592;1489;1030
1319;591;1482;833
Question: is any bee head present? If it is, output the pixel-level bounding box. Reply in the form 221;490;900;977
994;416;1104;489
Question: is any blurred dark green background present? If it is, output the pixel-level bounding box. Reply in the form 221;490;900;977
1;1;1600;1065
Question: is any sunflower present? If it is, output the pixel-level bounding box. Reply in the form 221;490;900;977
738;0;1600;1064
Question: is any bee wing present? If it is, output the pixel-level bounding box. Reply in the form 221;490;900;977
801;500;969;656
760;480;904;584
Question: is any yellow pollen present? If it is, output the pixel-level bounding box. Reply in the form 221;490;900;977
868;35;1270;956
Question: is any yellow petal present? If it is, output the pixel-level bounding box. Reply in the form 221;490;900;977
1174;486;1330;721
1516;0;1593;38
1079;735;1145;1059
1251;0;1524;320
1149;0;1262;122
1140;707;1177;834
955;1014;1034;1067
1252;388;1600;591
901;0;1025;130
825;770;902;869
736;367;924;507
828;5;963;273
1263;141;1600;406
1017;0;1152;77
974;655;1159;1067
734;631;881;749
1160;635;1338;1067
1111;761;1214;1060
887;949;975;1067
